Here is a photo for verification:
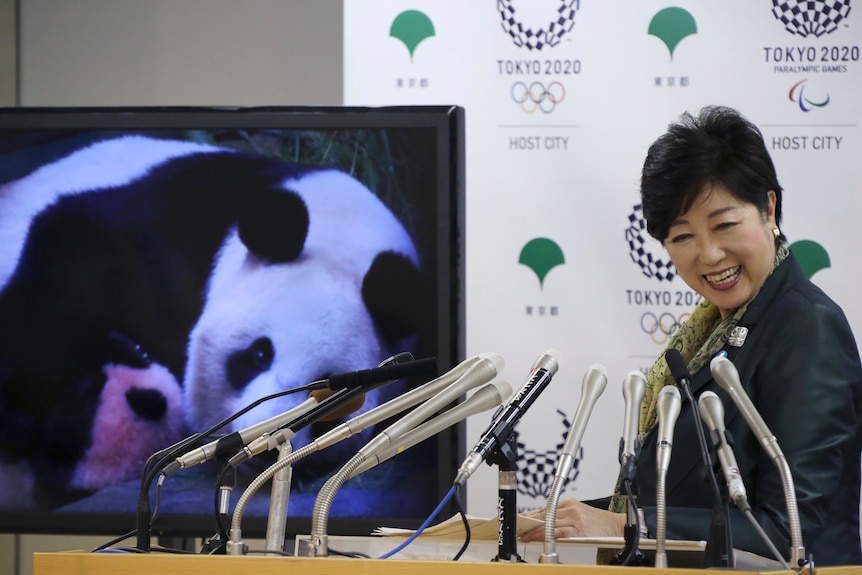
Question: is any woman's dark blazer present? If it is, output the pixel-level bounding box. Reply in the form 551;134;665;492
634;253;862;566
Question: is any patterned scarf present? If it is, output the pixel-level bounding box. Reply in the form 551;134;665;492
608;244;789;513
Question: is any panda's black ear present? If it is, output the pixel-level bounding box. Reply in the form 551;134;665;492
362;251;429;343
237;187;309;263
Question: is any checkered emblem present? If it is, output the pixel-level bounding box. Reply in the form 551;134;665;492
498;0;579;51
626;204;677;282
772;0;852;37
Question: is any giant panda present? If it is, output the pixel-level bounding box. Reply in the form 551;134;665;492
0;135;427;509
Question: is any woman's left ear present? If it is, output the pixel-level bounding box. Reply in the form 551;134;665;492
766;190;777;226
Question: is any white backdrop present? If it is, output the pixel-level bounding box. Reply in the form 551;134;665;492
344;0;862;517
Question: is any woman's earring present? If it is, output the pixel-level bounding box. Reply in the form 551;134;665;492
772;228;781;238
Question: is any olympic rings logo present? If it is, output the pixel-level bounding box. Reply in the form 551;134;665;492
641;311;690;345
511;81;566;114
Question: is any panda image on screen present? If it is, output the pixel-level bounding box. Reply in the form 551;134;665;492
0;135;427;511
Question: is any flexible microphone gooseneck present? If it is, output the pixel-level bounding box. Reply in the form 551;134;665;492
245;353;505;557
611;370;648;567
539;364;607;564
699;390;792;570
710;355;806;570
665;348;733;569
655;384;681;569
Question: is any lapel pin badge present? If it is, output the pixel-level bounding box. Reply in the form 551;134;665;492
727;326;748;347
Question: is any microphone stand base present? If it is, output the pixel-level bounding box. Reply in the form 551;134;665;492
608;524;653;567
491;554;525;563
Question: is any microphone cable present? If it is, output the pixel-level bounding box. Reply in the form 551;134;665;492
377;486;457;559
98;352;415;553
620;481;643;566
453;482;471;561
742;508;791;570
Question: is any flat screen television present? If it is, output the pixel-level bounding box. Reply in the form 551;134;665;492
0;105;466;546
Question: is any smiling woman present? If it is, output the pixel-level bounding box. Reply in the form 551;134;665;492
521;105;862;567
663;185;778;319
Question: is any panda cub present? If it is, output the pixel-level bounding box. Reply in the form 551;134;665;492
0;135;427;509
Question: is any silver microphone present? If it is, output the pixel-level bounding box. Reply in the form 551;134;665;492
655;384;682;569
539;363;607;564
656;385;682;475
302;352;507;557
619;370;647;480
225;353;506;556
556;364;608;481
710;354;806;569
166;397;318;474
698;390;749;510
348;379;513;478
234;353;498;465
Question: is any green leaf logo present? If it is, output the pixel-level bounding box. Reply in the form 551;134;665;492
790;239;831;279
389;10;435;62
648;7;697;61
519;238;565;290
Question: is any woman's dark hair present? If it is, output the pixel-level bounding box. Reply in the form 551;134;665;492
640;105;783;245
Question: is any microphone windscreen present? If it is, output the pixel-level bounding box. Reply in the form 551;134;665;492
309;389;366;421
665;348;689;381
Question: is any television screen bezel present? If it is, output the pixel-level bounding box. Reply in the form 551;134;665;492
0;104;466;542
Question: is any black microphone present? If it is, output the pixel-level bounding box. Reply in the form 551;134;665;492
308;356;438;391
279;357;437;433
664;349;692;391
665;348;732;569
453;349;558;485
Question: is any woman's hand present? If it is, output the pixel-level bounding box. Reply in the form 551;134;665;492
519;498;626;542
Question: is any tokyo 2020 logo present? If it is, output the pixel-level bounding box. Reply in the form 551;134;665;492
498;0;579;50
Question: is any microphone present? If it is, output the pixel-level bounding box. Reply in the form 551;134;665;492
611;369;648;567
698;391;749;510
231;353;498;467
539;364;607;564
280;357;438;434
234;353;507;556
664;348;692;390
709;356;782;463
308;356;438;391
656;385;682;476
348;379;513;478
710;355;806;568
300;354;506;557
163;397;318;475
309;388;366;421
453;349;559;485
666;348;732;569
618;370;646;482
655;384;681;569
165;354;434;475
